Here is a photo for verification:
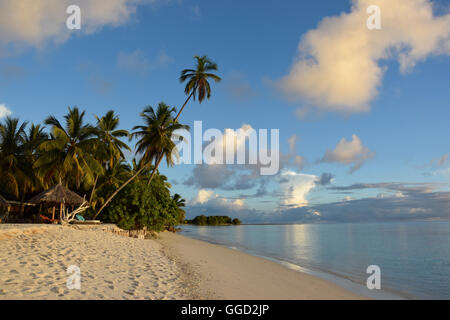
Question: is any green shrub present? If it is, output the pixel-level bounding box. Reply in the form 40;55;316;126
102;176;181;231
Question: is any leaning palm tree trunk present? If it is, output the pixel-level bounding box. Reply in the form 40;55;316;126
93;165;147;220
147;153;164;186
174;87;196;122
89;174;99;204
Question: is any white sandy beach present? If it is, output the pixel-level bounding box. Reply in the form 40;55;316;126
0;225;192;300
0;225;363;300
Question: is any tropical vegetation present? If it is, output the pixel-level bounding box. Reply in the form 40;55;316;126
186;215;242;226
0;55;222;231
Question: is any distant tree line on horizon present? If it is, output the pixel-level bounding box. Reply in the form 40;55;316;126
0;55;222;231
185;215;242;226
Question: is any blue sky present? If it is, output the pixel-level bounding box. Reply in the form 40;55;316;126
0;0;449;223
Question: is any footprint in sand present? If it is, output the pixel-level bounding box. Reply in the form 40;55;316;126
51;287;65;295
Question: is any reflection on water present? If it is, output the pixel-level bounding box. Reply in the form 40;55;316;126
180;221;450;299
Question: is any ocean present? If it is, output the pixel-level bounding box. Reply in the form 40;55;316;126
180;221;450;299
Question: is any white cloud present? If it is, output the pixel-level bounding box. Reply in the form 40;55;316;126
279;170;317;208
279;0;450;113
0;104;12;118
0;0;160;50
202;123;256;165
192;189;246;210
409;208;431;214
194;189;215;204
312;210;321;216
320;134;374;173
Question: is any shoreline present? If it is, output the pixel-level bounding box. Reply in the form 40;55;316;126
175;234;407;300
158;232;366;300
0;224;390;300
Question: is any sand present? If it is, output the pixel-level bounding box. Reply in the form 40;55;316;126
158;232;365;300
0;225;364;300
0;225;192;300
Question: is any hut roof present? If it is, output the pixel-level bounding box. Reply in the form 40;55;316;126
28;184;85;206
0;194;8;206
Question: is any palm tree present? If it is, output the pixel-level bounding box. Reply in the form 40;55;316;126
129;157;154;182
133;102;190;186
173;193;186;208
0;117;30;199
22;124;49;196
91;159;132;210
24;124;48;156
93;103;189;219
172;193;186;223
34;107;103;189
95;110;131;169
176;55;221;122
89;111;131;204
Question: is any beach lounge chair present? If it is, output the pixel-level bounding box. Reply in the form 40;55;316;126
72;217;102;225
40;214;58;224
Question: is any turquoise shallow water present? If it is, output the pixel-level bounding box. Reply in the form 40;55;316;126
180;221;450;299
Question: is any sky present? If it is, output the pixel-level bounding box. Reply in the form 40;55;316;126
0;0;449;223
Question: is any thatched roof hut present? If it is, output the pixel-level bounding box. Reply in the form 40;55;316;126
28;183;85;206
28;184;86;222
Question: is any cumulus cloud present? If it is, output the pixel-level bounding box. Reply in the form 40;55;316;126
279;0;450;113
319;134;374;173
194;189;215;204
217;181;450;224
0;104;12;118
182;123;280;191
182;129;313;211
184;165;232;189
273;191;450;223
0;0;160;51
190;189;246;215
279;170;317;208
185;180;450;224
